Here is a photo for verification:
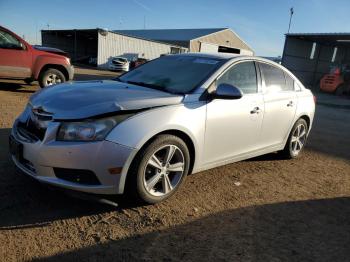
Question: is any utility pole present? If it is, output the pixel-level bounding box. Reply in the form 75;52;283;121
35;21;38;45
144;16;146;29
47;23;50;30
287;7;294;34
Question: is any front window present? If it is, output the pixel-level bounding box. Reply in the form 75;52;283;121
0;29;22;49
217;61;258;94
118;55;225;94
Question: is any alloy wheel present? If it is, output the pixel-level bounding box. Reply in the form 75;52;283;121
45;73;62;86
291;123;307;155
143;144;185;197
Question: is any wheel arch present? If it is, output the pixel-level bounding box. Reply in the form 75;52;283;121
120;128;197;195
133;129;196;175
299;114;310;129
37;64;69;80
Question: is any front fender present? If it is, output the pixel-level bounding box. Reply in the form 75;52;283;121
107;102;206;158
32;54;69;79
105;102;207;194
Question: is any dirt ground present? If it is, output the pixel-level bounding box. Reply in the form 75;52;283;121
0;68;349;262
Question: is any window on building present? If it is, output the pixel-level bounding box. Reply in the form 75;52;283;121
310;42;317;59
331;47;338;62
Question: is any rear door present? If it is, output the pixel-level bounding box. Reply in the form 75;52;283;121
0;28;32;78
258;62;297;148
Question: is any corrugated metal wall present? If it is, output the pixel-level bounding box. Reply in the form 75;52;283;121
190;29;254;55
97;32;184;68
282;37;349;87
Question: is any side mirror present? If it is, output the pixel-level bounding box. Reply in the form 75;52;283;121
212;83;243;100
13;42;26;50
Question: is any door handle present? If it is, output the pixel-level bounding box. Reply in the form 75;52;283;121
287;101;294;107
250;106;260;114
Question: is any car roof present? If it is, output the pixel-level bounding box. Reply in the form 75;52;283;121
169;53;280;65
170;52;240;60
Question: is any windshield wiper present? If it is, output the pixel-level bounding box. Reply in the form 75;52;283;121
115;80;183;95
125;81;165;91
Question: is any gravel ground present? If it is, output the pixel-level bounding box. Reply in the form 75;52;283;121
0;68;349;262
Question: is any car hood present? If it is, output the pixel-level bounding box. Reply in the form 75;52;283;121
29;80;184;120
33;45;69;57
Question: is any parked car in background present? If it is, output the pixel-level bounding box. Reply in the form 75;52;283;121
108;56;129;72
10;53;315;204
130;58;148;70
0;26;74;87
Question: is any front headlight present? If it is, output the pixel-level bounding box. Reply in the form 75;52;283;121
57;114;132;141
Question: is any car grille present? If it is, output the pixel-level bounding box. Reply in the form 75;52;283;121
21;158;36;173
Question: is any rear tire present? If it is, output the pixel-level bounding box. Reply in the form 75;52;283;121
126;135;190;204
39;68;66;88
281;119;308;159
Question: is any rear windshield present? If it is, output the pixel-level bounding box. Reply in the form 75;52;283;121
118;55;224;94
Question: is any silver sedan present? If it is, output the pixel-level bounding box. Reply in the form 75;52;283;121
10;53;315;204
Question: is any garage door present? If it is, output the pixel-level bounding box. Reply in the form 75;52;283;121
200;42;218;53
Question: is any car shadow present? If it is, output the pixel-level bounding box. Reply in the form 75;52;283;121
0;128;143;229
31;197;350;261
0;81;37;93
246;151;287;162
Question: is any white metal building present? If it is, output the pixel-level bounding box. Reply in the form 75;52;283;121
41;29;187;68
114;28;254;55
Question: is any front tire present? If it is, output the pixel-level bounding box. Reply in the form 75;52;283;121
281;118;308;159
127;135;190;204
39;68;66;88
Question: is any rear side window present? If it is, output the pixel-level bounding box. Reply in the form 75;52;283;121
284;73;295;91
217;61;257;94
260;63;287;92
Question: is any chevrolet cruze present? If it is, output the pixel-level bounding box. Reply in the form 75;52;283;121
10;53;315;204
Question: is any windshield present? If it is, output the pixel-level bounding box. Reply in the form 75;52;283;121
118;55;224;94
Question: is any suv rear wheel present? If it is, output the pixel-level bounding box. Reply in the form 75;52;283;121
39;68;66;88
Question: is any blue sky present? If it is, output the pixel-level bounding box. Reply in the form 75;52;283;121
1;0;350;56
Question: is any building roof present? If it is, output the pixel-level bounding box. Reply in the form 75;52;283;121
41;28;188;49
113;28;228;42
286;32;350;45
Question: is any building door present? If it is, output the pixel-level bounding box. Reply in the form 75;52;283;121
200;42;218;53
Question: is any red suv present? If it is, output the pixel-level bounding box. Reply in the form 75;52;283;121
0;26;74;88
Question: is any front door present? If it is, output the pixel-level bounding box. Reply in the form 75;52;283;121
204;61;264;164
0;29;32;78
